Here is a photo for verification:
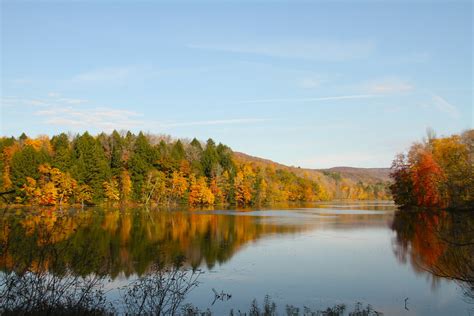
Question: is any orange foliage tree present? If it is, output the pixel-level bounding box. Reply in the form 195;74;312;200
21;164;77;206
411;151;445;207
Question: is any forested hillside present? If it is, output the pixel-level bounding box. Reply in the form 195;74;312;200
235;152;391;201
0;131;391;207
321;167;391;183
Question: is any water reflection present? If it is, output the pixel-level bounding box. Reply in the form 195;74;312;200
0;205;393;315
2;203;471;314
0;207;315;278
0;205;393;277
391;209;474;302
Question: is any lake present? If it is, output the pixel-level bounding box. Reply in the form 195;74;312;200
1;202;472;315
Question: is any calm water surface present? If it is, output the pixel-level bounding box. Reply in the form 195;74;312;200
1;202;472;315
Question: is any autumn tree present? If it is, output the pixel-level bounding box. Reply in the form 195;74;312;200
234;166;254;206
390;154;416;207
188;175;215;206
1;139;19;191
253;173;268;205
391;130;474;209
21;164;77;206
75;184;93;207
120;170;132;202
170;171;188;203
143;170;167;204
103;178;120;202
431;136;471;207
2;130;337;208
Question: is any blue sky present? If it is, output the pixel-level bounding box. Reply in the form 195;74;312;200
1;1;472;168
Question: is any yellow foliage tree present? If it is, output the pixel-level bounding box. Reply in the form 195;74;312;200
24;135;52;154
170;171;188;202
103;178;120;202
218;171;231;202
120;170;132;202
75;184;93;207
40;182;58;206
209;177;223;203
234;170;253;206
21;164;77;206
188;175;215;206
2;144;20;190
48;167;77;205
21;177;41;204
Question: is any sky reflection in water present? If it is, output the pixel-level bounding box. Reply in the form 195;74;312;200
0;202;472;315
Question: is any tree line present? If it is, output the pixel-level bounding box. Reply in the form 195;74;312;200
0;131;330;207
390;129;474;210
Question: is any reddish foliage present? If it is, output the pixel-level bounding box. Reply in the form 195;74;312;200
412;152;445;207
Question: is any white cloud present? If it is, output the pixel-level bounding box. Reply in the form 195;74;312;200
1;93;89;109
160;118;272;128
5;92;270;132
363;78;415;94
37;106;144;132
4;91;273;133
431;95;460;118
0;96;49;108
58;97;88;105
70;66;136;83
236;94;377;104
189;38;376;61
300;78;324;89
2;93;145;132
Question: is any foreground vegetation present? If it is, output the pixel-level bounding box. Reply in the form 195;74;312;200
0;131;390;207
390;129;474;210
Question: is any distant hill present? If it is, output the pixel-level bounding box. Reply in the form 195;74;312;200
234;152;391;183
321;167;391;183
234;152;392;200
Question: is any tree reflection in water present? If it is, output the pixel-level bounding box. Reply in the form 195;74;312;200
391;209;474;302
0;210;203;315
0;207;310;278
0;210;111;314
0;207;308;315
0;207;386;315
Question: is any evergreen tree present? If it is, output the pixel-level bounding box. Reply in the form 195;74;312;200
187;138;203;176
19;132;28;145
11;145;49;189
110;130;125;176
156;139;173;173
190;138;202;150
171;140;185;163
71;132;110;201
202;139;219;178
217;143;235;174
129;132;156;200
51;133;72;171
